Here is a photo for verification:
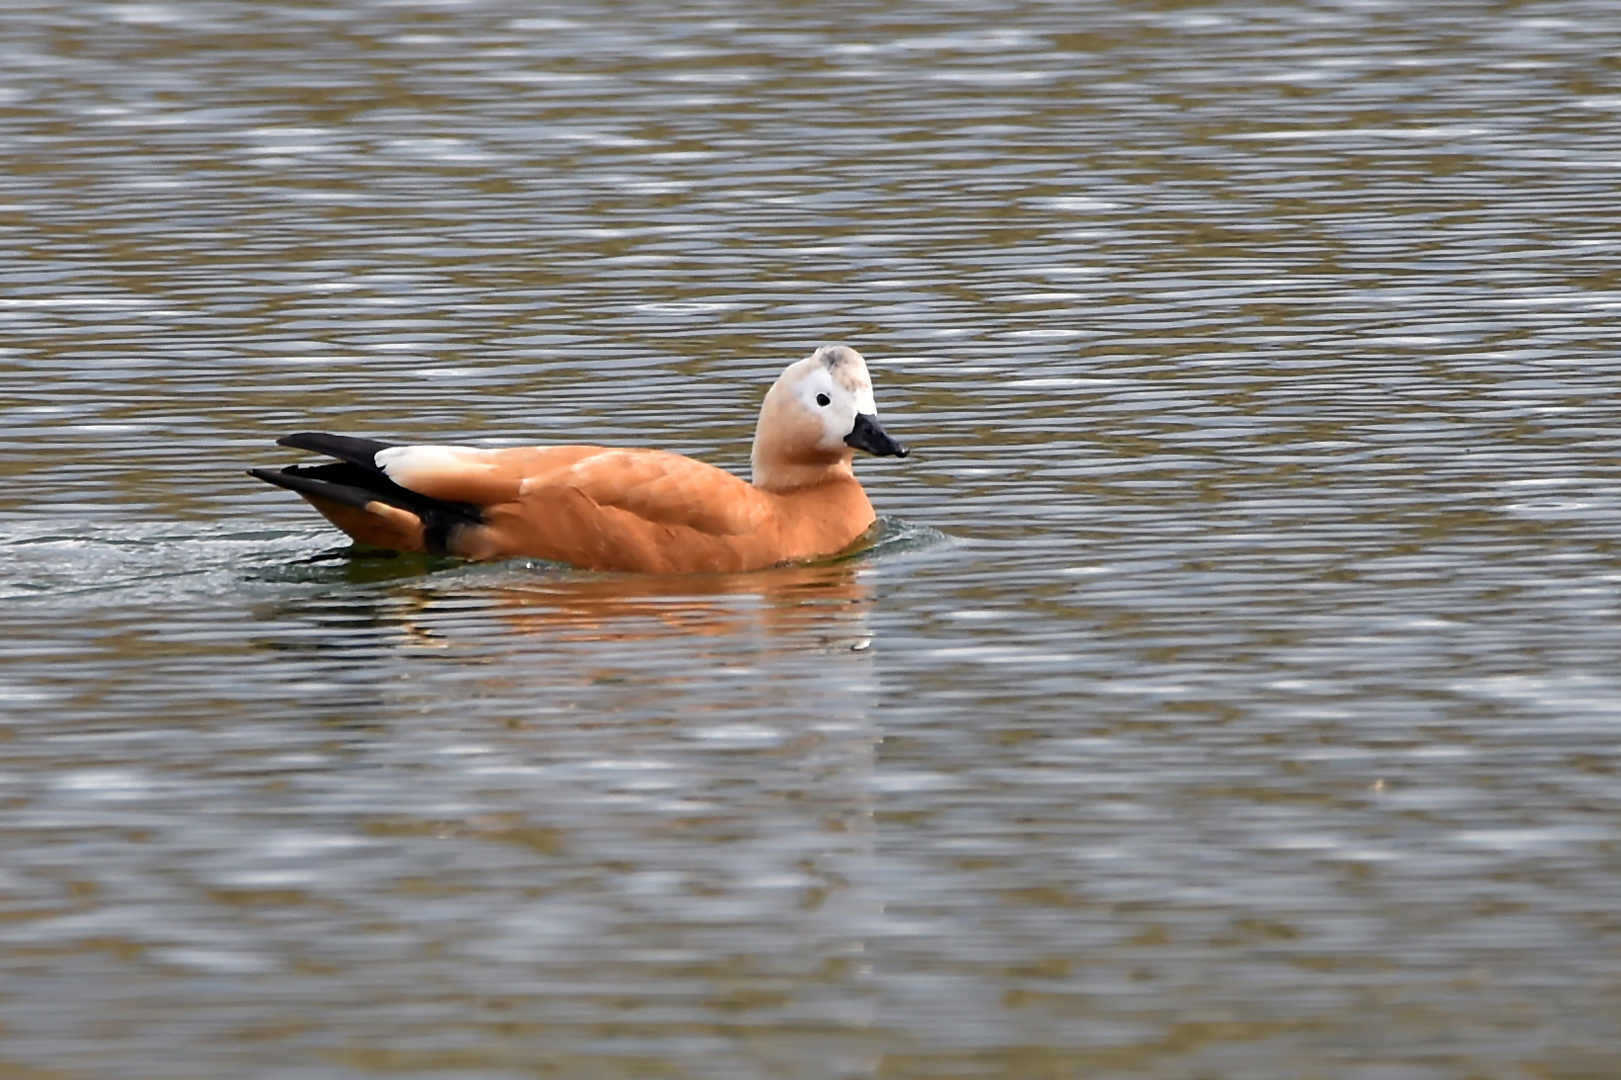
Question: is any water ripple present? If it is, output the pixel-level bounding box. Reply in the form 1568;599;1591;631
2;0;1621;1076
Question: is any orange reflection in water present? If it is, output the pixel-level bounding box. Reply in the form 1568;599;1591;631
468;560;872;645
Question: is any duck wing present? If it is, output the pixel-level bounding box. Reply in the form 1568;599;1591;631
523;449;768;536
368;444;764;535
255;436;770;567
361;444;562;506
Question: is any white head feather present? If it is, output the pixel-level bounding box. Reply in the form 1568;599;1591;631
776;344;880;454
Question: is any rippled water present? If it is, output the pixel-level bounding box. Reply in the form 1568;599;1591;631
4;0;1621;1076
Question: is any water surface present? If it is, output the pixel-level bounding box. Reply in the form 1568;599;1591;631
3;1;1621;1076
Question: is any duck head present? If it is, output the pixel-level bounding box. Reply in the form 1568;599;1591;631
751;344;909;492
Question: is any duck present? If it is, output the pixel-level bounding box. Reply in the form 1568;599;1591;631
249;344;910;574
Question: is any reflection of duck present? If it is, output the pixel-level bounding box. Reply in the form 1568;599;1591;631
359;556;884;1053
456;559;874;646
250;345;909;573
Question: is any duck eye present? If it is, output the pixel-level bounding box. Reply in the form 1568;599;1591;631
816;393;831;407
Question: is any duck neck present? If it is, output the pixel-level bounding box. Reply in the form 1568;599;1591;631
750;453;855;494
748;376;859;492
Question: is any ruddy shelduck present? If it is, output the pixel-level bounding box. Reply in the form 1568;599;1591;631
250;344;910;573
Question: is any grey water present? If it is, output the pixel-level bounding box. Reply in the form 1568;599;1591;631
3;0;1621;1076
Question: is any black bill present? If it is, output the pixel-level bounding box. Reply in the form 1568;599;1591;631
844;412;909;458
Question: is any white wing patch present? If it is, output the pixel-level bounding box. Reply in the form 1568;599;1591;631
375;445;483;489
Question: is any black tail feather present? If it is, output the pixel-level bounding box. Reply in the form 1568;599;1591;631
251;438;484;556
248;465;379;511
276;432;396;470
